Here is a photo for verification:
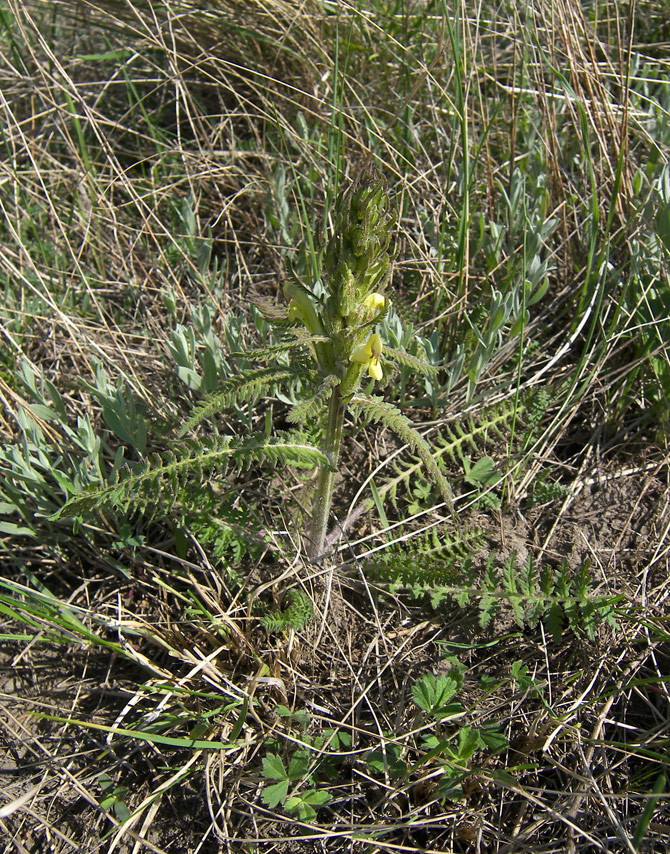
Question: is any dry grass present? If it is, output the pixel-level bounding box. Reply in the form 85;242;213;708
1;0;670;852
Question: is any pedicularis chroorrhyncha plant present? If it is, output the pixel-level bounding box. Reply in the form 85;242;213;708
286;166;450;558
54;165;450;560
282;165;451;558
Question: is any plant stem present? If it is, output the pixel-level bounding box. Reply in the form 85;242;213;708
308;384;346;560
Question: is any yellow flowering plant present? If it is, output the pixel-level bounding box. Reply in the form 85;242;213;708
286;167;395;558
279;165;450;559
54;164;450;565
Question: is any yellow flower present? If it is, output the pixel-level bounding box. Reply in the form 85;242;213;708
363;292;386;315
362;293;386;322
350;333;383;381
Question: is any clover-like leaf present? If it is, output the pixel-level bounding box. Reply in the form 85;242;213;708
262;753;288;781
412;672;461;719
261;780;289;809
285;788;331;821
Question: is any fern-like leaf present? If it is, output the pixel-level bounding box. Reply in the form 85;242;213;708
261;589;313;633
479;555;500;628
383;346;440;377
51;434;329;520
250;296;289;321
231;334;328;364
178;368;302;437
373;400;518;512
368;526;484;590
287;375;339;424
352;394;453;508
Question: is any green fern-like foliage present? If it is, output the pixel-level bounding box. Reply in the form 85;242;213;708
520;387;551;435
178;367;303;437
377;399;519;511
288;375;339;424
383;346;440;377
181;483;265;577
370;542;620;640
367;526;486;606
377;391;555;514
261;589;314;633
51;434;329;520
352;394;453;507
231;333;329;364
429;401;518;467
470;553;620;640
526;476;569;506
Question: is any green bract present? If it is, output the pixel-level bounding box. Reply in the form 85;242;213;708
323;167;395;331
284;167;394;395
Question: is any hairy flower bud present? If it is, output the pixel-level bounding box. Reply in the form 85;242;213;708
323;165;395;325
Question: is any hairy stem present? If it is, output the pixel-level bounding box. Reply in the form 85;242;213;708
308;385;346;560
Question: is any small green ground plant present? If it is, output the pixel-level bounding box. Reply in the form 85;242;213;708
259;664;508;823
